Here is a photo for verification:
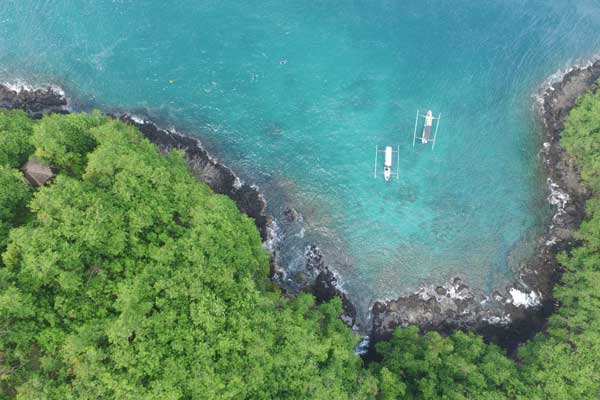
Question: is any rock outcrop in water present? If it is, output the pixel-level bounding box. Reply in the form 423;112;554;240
0;84;67;118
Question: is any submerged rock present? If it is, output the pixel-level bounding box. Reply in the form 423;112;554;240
283;206;300;222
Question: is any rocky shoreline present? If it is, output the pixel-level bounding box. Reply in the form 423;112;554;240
2;58;598;352
0;84;68;118
0;81;355;324
371;59;600;349
117;114;271;243
0;83;270;241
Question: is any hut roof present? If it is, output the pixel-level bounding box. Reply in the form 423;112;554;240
22;159;54;187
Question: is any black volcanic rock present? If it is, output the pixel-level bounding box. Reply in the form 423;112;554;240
0;85;67;118
305;245;357;326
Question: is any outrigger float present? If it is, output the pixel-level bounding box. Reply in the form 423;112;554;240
413;109;442;149
374;145;400;181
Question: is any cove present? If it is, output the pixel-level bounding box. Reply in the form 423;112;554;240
2;1;600;324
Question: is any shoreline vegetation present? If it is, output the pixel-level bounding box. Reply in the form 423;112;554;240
1;58;600;397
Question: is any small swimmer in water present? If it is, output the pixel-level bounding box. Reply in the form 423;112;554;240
279;59;288;65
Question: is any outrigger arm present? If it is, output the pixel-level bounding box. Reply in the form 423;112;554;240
374;145;378;178
396;145;400;180
431;113;441;150
412;109;419;147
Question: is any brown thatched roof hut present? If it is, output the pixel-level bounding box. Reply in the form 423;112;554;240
22;159;54;187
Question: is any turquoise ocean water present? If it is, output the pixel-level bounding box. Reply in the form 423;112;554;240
2;1;600;321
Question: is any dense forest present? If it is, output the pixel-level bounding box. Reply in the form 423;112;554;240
0;80;599;398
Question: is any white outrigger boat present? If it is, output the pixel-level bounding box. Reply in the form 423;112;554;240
413;109;442;149
374;145;399;181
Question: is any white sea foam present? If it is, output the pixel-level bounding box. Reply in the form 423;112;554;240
3;79;35;94
264;219;281;252
233;177;243;190
50;85;66;97
533;55;600;109
509;288;540;307
547;177;570;221
547;181;568;233
446;283;471;301
2;79;65;98
129;115;146;124
485;315;512;325
354;336;370;355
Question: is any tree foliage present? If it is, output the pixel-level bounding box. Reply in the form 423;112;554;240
1;114;374;399
373;327;523;400
0;109;34;168
0;166;31;251
561;86;600;190
31;111;107;176
517;81;600;400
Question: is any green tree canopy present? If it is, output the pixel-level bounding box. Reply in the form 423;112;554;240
373;327;523;400
561;87;600;190
1;114;375;399
0;109;34;168
31;111;107;176
0;166;31;250
518;81;600;400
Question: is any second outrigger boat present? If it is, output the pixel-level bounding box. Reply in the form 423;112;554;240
413;109;442;149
